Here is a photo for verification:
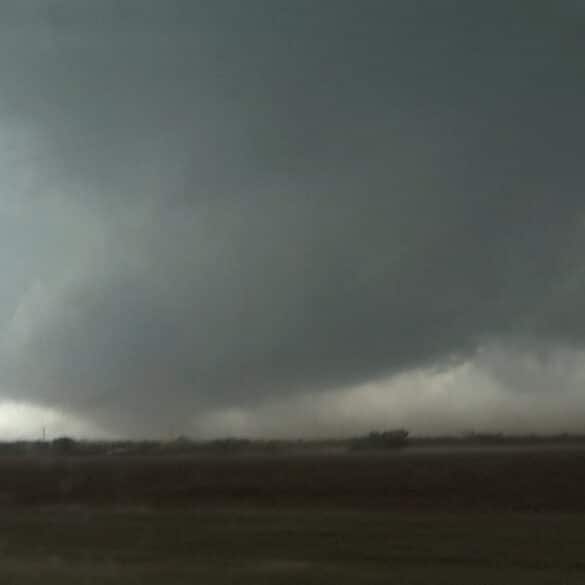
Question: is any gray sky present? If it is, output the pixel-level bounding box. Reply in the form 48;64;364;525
0;1;584;438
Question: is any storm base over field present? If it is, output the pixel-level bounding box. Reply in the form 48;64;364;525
0;2;584;438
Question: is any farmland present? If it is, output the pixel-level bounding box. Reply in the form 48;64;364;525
0;447;584;583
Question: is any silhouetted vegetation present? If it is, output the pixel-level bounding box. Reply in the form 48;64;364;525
350;429;409;450
51;436;77;455
0;431;583;459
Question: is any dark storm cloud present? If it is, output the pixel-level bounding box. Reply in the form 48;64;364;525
0;1;584;435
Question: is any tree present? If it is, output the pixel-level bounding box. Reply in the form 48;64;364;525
51;436;77;455
350;430;409;450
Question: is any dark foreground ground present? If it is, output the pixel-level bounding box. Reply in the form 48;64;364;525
1;447;585;583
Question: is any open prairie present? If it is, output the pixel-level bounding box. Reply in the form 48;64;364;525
0;447;584;583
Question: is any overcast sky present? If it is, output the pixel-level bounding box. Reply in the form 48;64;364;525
0;1;584;439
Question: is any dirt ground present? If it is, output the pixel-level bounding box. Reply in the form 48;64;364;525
0;448;583;583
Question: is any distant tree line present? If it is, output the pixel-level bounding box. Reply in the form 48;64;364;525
1;430;585;457
350;430;409;451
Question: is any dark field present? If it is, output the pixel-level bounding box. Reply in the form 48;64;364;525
1;447;585;583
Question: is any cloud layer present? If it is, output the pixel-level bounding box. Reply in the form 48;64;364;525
0;2;584;436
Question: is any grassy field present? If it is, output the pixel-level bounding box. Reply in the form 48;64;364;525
0;448;584;583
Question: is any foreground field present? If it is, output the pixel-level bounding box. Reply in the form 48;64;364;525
0;507;584;584
0;448;583;583
1;447;585;509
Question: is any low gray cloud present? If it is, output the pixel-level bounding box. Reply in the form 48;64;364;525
0;2;583;436
193;347;585;439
